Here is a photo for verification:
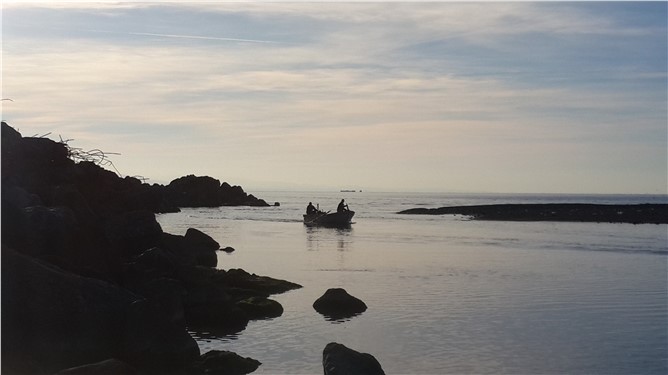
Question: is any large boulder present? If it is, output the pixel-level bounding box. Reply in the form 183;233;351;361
159;230;219;268
323;342;385;375
313;288;367;320
184;228;220;267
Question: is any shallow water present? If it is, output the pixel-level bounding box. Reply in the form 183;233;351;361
157;192;668;374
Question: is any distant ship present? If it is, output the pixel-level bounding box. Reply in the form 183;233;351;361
340;189;361;192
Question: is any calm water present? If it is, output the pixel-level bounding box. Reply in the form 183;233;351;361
157;192;668;375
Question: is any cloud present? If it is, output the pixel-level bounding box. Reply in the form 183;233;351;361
2;2;665;193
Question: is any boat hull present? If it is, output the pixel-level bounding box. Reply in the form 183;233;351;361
303;210;355;227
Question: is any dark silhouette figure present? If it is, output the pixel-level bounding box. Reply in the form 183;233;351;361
337;199;349;213
307;202;317;214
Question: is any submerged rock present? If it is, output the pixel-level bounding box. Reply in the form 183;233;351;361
313;288;367;320
323;342;385;375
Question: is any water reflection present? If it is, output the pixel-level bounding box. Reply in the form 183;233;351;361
189;329;239;343
319;312;364;323
305;225;354;252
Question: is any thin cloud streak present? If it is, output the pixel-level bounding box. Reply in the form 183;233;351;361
86;29;286;44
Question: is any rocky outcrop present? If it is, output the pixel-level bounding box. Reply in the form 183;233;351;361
323;342;385;375
1;122;299;373
313;288;367;320
398;203;668;224
166;175;270;207
176;266;300;335
1;122;269;218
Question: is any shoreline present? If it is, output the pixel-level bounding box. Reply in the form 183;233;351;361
398;203;668;224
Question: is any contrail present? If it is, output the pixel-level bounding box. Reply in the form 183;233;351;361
88;29;284;44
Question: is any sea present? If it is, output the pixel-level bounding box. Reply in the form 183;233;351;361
156;192;668;375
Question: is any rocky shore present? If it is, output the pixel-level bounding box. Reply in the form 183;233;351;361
398;203;668;224
1;122;300;374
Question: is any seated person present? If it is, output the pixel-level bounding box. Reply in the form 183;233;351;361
337;199;349;213
306;202;317;214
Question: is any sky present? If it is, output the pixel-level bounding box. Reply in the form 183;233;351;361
2;1;667;194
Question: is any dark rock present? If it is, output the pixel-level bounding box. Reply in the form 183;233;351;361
1;248;132;371
119;248;179;293
222;268;302;295
3;185;42;208
0;122;298;373
184;228;220;251
158;233;232;270
167;175;222;207
220;182;269;207
185;301;249;335
1;248;199;374
50;184;97;223
134;247;180;279
313;288;367;320
55;358;138;375
135;277;187;326
176;268;249;335
246;194;270;207
190;350;261;375
397;203;668;224
175;265;300;333
183;282;232;307
236;297;284;319
323;342;385;375
121;297;200;371
160;228;219;268
221;246;235;253
22;205;79;258
104;210;163;258
1;189;31;253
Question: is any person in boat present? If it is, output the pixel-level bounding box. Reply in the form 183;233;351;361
306;202;317;215
337;199;349;213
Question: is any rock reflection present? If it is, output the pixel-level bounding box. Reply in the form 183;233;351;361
321;312;364;323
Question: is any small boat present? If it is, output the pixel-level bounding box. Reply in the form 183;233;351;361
303;210;355;227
